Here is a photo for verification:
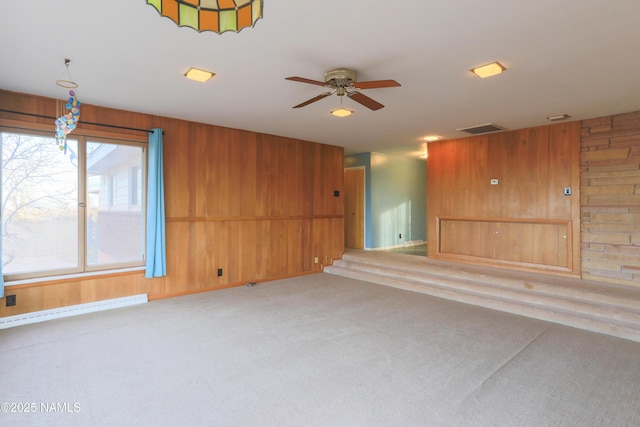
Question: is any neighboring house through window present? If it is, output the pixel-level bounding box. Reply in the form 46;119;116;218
130;165;139;207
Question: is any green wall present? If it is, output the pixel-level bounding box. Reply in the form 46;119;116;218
345;152;426;249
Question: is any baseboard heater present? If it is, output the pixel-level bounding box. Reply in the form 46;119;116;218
0;294;148;330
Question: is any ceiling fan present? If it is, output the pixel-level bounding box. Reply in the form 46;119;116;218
285;68;401;111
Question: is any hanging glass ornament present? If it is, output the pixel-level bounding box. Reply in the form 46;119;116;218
55;59;81;153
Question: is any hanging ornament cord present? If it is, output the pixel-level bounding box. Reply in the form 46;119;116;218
55;58;80;153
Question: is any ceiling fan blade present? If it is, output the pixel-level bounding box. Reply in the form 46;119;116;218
353;79;401;89
293;92;333;108
347;91;385;111
285;76;327;86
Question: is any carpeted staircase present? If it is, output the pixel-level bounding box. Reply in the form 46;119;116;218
324;249;640;342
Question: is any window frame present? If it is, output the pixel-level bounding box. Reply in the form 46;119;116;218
1;122;148;282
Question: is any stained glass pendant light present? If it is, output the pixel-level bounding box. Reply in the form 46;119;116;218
146;0;263;34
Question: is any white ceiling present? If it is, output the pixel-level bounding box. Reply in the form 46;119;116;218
2;1;640;157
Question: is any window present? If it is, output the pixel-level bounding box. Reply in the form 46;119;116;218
130;165;140;207
1;128;146;280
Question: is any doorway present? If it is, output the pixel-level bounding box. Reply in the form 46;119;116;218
344;167;365;249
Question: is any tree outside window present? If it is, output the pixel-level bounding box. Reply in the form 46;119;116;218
1;129;146;280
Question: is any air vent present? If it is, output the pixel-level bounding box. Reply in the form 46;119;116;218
457;123;506;135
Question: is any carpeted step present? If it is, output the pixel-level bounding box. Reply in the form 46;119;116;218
324;250;640;342
331;253;640;311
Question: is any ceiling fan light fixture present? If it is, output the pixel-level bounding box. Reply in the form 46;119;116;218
286;68;400;111
330;108;354;118
185;67;215;82
471;62;506;78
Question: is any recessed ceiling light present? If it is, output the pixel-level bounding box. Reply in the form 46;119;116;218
546;114;570;122
423;135;440;142
185;67;215;82
330;108;353;118
470;62;506;78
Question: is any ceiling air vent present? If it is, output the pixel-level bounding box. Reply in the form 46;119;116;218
457;123;506;135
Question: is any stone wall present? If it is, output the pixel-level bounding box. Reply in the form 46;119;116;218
581;111;640;286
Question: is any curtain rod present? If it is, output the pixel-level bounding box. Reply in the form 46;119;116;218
0;108;163;135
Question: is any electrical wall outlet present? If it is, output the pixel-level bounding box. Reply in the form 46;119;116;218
314;256;319;264
6;295;16;307
217;268;223;277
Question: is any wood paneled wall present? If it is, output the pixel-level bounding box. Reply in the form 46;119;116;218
427;122;581;275
0;90;344;316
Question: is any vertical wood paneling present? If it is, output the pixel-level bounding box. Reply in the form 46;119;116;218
534;126;552;218
0;89;344;317
438;218;570;270
255;220;271;278
301;147;316;217
238;220;258;281
194;124;217;217
428;122;580;275
163;120;196;218
255;134;272;217
313;144;344;217
238;132;258;217
470;136;490;218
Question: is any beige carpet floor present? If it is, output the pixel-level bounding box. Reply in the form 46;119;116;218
1;273;639;426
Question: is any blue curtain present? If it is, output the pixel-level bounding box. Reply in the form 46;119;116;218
145;128;167;278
